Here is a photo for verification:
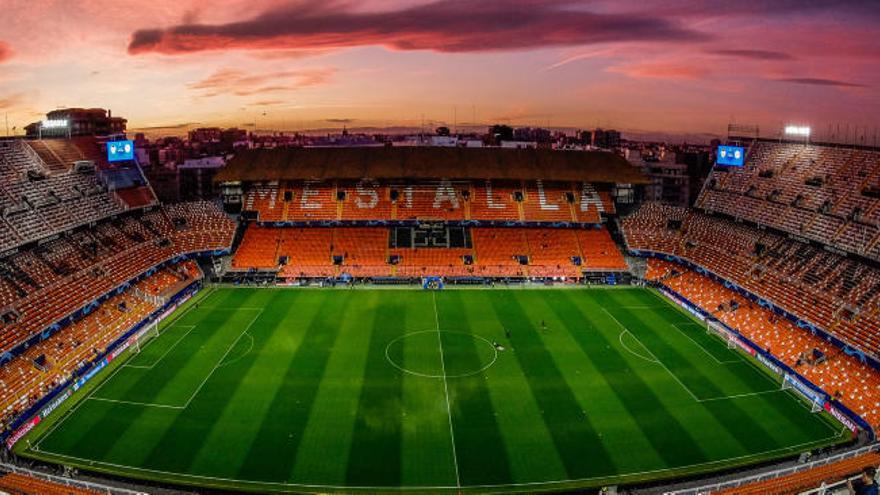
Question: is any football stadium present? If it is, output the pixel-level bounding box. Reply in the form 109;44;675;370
0;131;877;494
1;2;879;494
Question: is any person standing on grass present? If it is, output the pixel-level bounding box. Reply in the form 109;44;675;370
848;466;878;495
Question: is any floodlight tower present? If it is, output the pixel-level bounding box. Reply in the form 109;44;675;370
784;125;811;145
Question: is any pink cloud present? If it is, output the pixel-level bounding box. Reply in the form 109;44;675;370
0;42;13;63
609;61;712;81
188;67;336;97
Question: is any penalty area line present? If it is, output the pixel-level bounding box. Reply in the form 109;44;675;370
180;309;263;409
601;306;701;402
669;323;740;365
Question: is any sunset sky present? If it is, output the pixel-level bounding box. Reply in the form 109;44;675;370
0;0;878;139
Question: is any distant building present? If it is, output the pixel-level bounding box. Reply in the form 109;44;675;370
676;149;713;206
188;127;223;143
513;127;552;143
500;140;537;149
627;147;690;206
430;135;459;147
25;108;126;138
592;129;621;149
179;157;226;201
580;130;593;146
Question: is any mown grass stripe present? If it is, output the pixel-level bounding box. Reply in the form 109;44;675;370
548;290;709;468
50;290;249;463
488;291;616;479
345;299;408;487
597;290;786;454
642;289;842;442
399;294;459;487
232;292;352;482
577;291;755;461
456;291;569;485
130;290;274;473
290;291;383;485
437;291;513;486
184;290;309;477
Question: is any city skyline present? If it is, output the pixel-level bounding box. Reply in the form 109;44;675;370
0;0;878;138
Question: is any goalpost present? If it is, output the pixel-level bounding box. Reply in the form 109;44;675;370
706;320;737;349
707;319;826;414
781;375;825;413
131;320;161;354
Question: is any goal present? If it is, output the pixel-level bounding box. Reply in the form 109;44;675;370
130;320;161;354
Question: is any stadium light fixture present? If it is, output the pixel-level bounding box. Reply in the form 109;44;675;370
41;119;69;129
784;125;811;137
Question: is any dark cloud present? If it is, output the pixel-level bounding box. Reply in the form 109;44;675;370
128;0;708;56
251;100;286;106
189;68;335;97
129;29;163;51
326;118;355;124
131;122;201;130
655;0;880;19
776;77;866;88
709;49;795;61
0;42;13;63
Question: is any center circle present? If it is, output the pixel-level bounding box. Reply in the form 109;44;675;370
385;330;498;378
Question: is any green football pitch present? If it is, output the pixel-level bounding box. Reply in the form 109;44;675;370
19;287;847;493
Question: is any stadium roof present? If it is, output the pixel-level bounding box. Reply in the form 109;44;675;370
215;147;648;184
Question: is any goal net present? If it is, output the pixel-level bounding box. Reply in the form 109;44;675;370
781;375;825;413
130;320;161;354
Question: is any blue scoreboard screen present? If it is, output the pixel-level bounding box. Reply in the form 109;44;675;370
107;140;134;162
716;145;745;167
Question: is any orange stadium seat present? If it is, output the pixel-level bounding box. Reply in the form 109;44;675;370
624;203;880;356
523;228;581;277
0;262;198;431
393;181;467;221
236;225;626;280
238;180;617;224
646;258;880;429
712;451;880;495
0;472;103;495
233;225;282;269
577;228;628;271
697;141;880;259
286;180;339;221
0;201;233;358
338;180;393;221
521;180;576;222
469;180;521;221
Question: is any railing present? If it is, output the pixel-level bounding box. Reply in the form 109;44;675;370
664;444;879;495
16;140;48;173
0;462;147;495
